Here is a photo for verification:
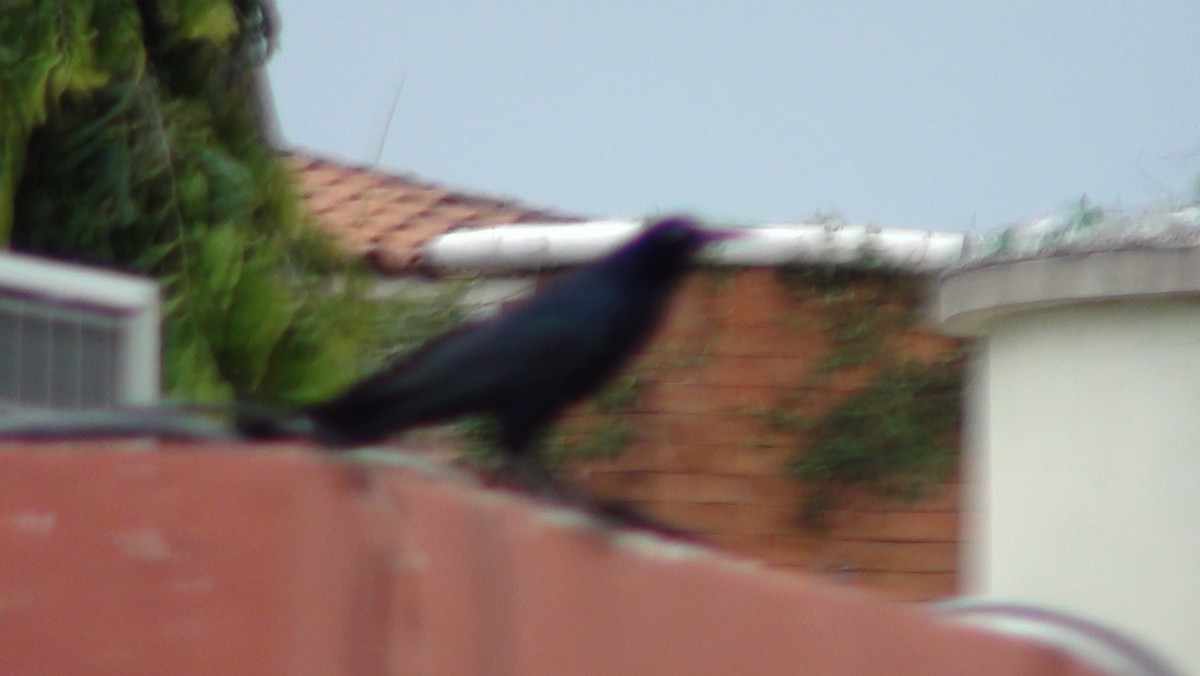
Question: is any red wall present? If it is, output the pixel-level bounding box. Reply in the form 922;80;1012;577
0;445;1098;676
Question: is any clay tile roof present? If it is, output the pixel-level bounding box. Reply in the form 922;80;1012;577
286;151;585;274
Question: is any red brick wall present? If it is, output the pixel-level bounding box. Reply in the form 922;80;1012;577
564;268;966;602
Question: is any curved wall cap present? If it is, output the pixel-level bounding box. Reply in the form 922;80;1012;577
932;246;1200;337
934;598;1183;676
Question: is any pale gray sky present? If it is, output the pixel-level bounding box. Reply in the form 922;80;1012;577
266;2;1200;232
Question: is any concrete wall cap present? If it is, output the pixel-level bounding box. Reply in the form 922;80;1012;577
932;246;1200;336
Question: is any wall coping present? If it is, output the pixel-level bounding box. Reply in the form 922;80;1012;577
932;247;1200;336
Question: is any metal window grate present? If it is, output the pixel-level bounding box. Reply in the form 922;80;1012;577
0;297;124;409
0;252;159;413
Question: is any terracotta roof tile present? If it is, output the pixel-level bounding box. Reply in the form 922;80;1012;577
287;151;584;273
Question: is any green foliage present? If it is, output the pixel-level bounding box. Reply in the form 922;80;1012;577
0;0;142;241
453;417;507;472
1;1;387;404
545;373;643;465
591;373;645;414
554;422;636;463
775;265;919;372
368;280;472;366
791;358;963;526
767;267;963;527
1039;194;1104;249
1066;195;1104;231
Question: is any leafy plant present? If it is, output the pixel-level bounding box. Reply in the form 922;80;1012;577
1039;194;1105;250
791;357;963;526
2;1;395;404
767;266;963;526
775;264;919;372
368;279;472;366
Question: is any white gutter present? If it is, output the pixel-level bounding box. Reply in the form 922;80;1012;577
422;220;966;272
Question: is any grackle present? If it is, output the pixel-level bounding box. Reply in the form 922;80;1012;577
278;217;734;446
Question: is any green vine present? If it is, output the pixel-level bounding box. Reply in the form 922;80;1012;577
775;264;920;373
790;357;962;525
554;372;644;463
768;265;964;527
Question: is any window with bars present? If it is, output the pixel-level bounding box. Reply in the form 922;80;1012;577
0;252;159;412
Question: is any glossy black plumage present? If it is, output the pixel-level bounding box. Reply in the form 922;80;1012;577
282;215;732;464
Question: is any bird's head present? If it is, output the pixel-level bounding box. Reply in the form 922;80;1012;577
639;215;741;254
611;215;742;283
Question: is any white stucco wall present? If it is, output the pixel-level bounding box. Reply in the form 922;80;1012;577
964;299;1200;672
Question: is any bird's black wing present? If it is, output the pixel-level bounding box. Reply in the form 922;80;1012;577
306;275;635;443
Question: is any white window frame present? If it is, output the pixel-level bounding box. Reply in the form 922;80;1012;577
0;251;160;406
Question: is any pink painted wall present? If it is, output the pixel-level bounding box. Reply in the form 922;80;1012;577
0;444;1098;675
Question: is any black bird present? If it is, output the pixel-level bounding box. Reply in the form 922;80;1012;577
0;216;736;525
243;215;738;505
285;216;734;450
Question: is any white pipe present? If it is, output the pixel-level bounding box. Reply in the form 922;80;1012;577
422;220;966;272
425;221;641;270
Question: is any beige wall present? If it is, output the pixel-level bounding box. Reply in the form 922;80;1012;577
968;300;1200;673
